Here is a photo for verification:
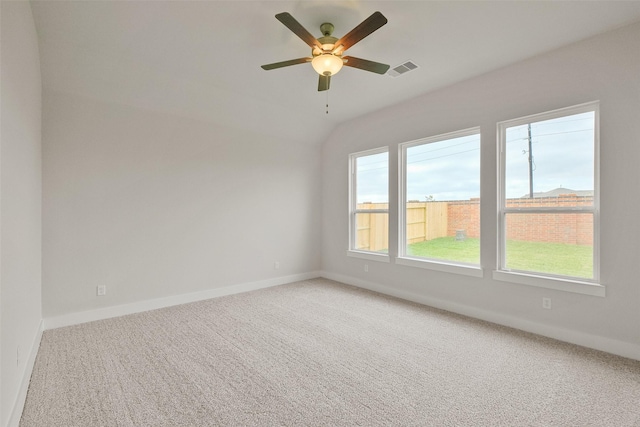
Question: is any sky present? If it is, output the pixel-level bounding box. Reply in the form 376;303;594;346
356;152;389;203
504;111;594;199
406;133;480;202
356;111;595;203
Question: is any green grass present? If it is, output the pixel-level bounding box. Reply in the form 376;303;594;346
407;237;593;278
504;239;592;279
407;237;480;264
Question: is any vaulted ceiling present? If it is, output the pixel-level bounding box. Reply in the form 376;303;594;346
31;1;640;146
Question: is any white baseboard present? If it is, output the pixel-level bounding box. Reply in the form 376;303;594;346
320;270;640;362
8;320;44;427
44;272;321;330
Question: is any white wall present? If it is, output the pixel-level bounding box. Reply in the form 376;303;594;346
322;23;640;354
42;91;322;318
0;2;43;425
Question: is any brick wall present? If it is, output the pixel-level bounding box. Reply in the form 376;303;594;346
446;194;593;245
447;198;480;239
504;194;593;245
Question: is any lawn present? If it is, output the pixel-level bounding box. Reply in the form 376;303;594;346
407;237;593;278
407;237;480;264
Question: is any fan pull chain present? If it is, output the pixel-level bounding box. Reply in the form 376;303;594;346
326;91;329;114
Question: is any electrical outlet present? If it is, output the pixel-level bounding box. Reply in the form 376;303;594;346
542;297;552;310
97;285;106;296
364;264;369;272
274;261;280;270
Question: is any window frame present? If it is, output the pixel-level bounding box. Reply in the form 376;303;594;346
495;101;604;296
347;147;390;262
397;127;483;277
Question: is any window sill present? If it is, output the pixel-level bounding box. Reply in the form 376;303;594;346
396;257;483;278
492;270;605;297
347;250;390;263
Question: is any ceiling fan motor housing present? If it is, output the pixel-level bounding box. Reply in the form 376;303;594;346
313;26;339;57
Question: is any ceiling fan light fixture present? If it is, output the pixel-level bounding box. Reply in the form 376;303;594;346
312;54;343;76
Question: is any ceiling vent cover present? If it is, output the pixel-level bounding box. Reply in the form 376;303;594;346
388;60;419;77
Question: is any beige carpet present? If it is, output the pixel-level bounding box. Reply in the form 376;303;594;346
21;278;640;426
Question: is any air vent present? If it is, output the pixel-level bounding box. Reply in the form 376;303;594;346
388;60;419;77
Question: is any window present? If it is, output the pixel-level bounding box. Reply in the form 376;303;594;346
398;128;481;275
496;102;602;296
348;148;389;260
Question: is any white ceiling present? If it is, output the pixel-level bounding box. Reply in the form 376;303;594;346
31;1;640;146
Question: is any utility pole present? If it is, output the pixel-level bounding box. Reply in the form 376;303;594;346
528;123;534;198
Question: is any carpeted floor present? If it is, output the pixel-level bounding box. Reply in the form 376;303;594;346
21;278;640;426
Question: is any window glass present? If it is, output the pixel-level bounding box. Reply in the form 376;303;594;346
504;212;593;279
355;212;388;252
401;131;481;265
350;149;389;254
499;104;598;282
505;112;594;204
356;151;388;204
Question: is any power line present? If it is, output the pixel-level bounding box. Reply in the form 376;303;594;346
505;128;593;144
359;145;481;172
406;147;480;164
407;138;479;157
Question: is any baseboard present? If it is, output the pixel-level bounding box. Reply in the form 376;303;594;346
7;319;44;427
320;270;640;362
44;271;321;330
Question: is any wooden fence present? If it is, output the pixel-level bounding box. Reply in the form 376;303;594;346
356;202;448;252
406;202;448;244
356;203;389;252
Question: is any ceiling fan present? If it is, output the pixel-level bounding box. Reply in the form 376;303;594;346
261;11;390;91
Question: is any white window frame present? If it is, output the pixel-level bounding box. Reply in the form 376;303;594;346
494;101;604;297
397;128;482;277
347;147;390;262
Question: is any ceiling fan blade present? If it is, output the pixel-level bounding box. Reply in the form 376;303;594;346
318;75;331;91
261;57;311;70
332;11;387;53
275;12;323;50
343;56;390;74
